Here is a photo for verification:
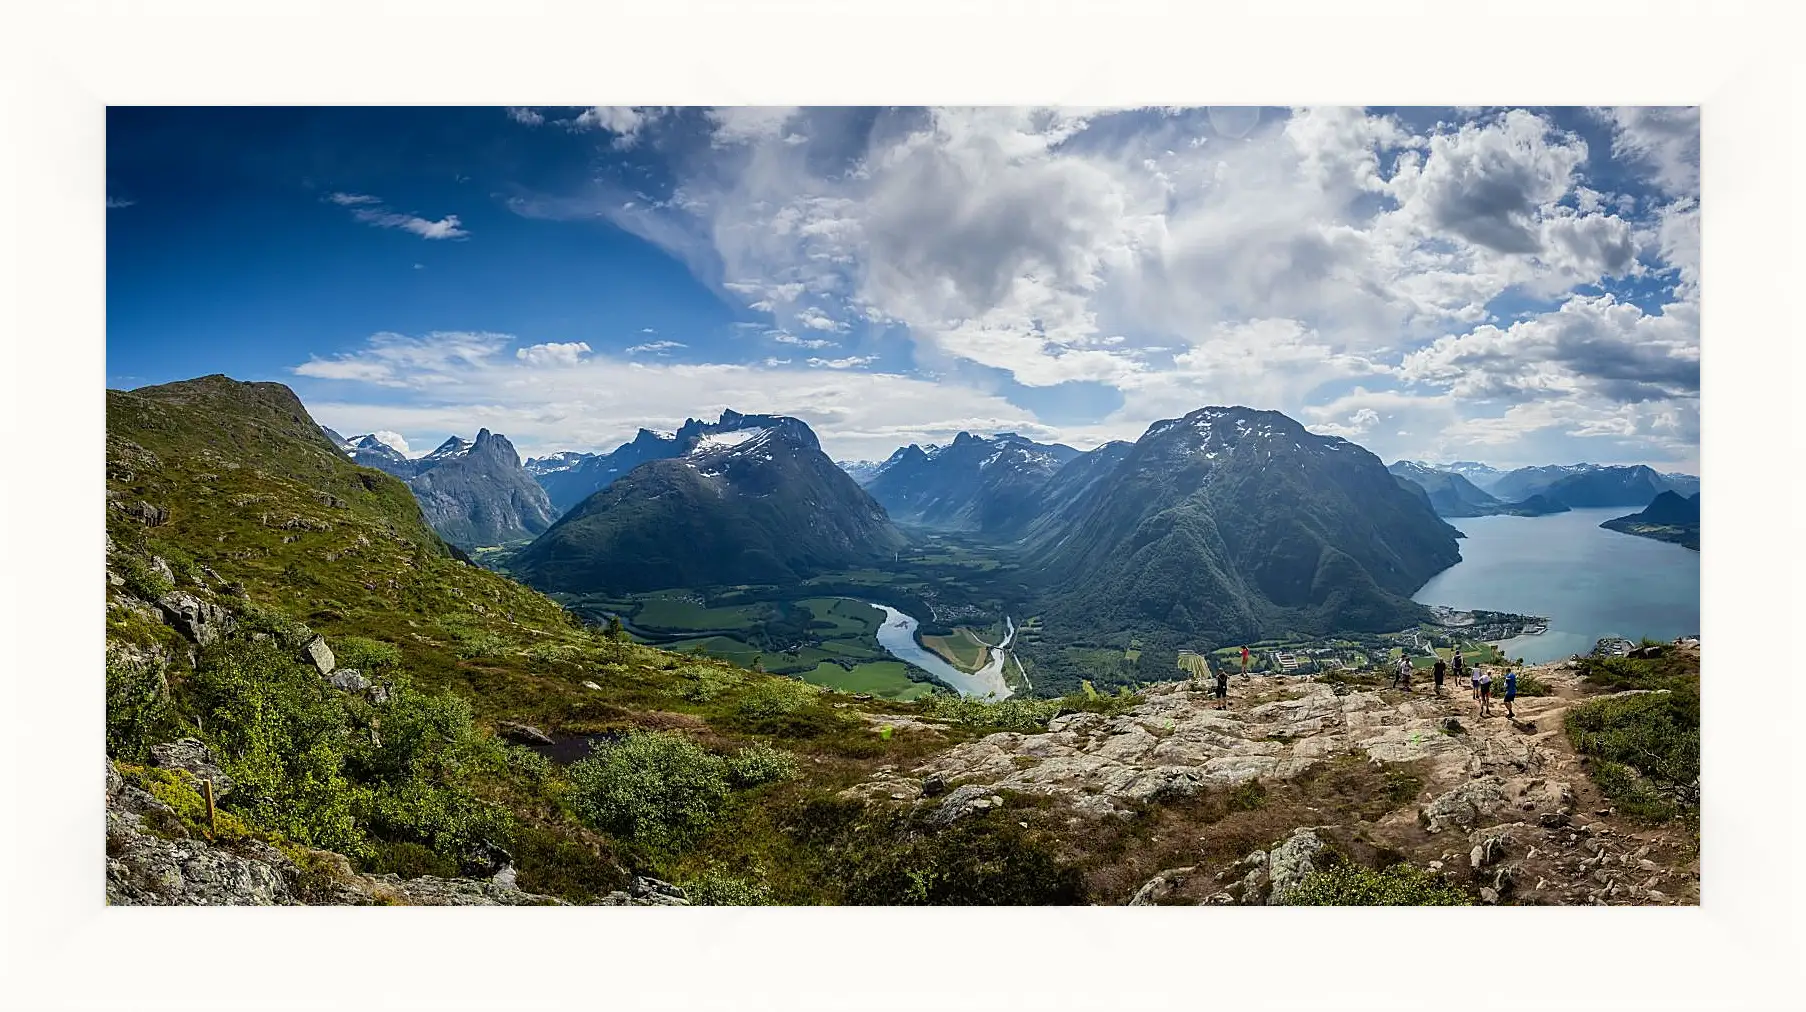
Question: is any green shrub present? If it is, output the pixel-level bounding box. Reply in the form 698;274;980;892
106;658;179;763
727;742;798;787
672;664;744;703
366;839;461;879
566;731;734;851
118;552;175;600
914;693;1061;732
332;635;403;672
1564;689;1699;824
1226;778;1267;812
454;630;511;659
186;640;366;854
1283;863;1472;905
510;825;627;902
347;681;512;860
735;679;823;718
683;866;774;906
1511;672;1553;697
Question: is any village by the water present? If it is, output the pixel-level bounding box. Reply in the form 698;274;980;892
1177;608;1552;679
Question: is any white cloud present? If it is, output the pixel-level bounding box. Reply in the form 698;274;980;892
506;107;544;126
706;107;802;146
805;355;877;370
106;196;134;209
515;341;593;367
625;340;685;355
330;192;468;239
1602;106;1700;196
1400;293;1698;405
369;430;412;456
499;106;1699;466
293;330;1044;460
352;208;468;240
571;106;663;147
768;331;834;349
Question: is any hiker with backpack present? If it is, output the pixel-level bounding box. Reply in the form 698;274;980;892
1477;667;1494;717
1503;666;1518;719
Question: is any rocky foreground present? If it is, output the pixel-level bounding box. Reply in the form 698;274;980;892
846;659;1699;905
105;748;688;907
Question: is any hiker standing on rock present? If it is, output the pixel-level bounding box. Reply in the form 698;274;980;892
1214;666;1230;711
1432;656;1447;695
1470;658;1482;700
1477;667;1494;717
1503;667;1518;719
1394;655;1413;691
1451;652;1466;696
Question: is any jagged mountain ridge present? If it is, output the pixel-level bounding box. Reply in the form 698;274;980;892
863;431;1080;533
320;425;555;547
404;429;558;548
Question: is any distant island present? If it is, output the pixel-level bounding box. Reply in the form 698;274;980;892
1601;491;1699;550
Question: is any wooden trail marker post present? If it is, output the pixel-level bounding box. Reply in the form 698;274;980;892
202;778;217;835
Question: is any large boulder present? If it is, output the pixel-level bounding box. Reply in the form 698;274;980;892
496;721;554;747
302;636;335;676
327;669;371;693
598;876;688;906
147;738;236;798
1266;828;1326;905
928;784;998;826
1420;776;1511;834
1129;866;1196;906
155;592;235;647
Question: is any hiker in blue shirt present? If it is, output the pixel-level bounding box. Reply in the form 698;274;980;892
1503;667;1518;719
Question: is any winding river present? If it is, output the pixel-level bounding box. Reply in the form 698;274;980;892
869;604;1014;699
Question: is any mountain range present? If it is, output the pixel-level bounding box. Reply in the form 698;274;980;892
1385;461;1570;518
861;431;1081;533
510;411;906;593
324;428;556;548
1389;460;1698;514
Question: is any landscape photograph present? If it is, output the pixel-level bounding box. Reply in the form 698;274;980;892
97;103;1707;911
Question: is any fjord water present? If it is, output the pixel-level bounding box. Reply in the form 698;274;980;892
1412;506;1700;662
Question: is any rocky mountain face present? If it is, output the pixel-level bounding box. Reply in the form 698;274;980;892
1023;407;1462;652
1004;440;1137;539
510;411;908;594
1387;461;1506;517
529;429;687;515
403;429;558;548
864;431;1081;533
321;424;558;547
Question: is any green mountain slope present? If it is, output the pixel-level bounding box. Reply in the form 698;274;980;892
1020;408;1461;690
511;414;906;594
105;375;1098;906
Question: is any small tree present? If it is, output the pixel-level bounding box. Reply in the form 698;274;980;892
603;615;627;660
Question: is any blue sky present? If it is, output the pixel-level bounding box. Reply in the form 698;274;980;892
107;106;1700;469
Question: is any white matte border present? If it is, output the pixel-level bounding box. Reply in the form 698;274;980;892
3;2;1799;1010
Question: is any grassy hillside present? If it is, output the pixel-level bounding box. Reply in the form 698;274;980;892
103;376;1102;903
